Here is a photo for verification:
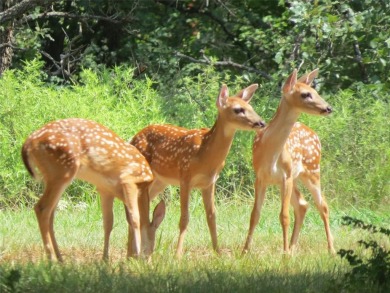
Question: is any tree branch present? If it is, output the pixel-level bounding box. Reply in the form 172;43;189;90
19;11;132;25
353;40;369;84
40;31;84;81
0;0;56;24
155;0;255;66
175;52;272;80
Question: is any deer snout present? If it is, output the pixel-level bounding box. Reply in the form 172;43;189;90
321;105;332;115
253;120;266;128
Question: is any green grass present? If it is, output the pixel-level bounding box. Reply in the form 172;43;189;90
0;194;388;292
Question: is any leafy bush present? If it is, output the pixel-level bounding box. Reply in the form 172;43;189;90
6;0;390;90
338;216;390;292
299;83;390;206
0;59;162;208
0;61;388;208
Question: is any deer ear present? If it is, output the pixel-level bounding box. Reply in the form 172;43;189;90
217;84;229;108
152;200;166;229
282;69;298;94
235;84;259;103
297;68;319;86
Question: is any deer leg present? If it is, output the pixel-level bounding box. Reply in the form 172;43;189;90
301;174;335;254
289;183;309;252
138;183;153;256
99;191;114;261
48;210;62;261
201;184;219;254
122;182;142;258
35;179;71;261
280;176;293;253
123;205;138;257
243;178;267;254
176;181;191;258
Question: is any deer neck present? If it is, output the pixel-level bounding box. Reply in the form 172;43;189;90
198;114;236;168
262;97;300;158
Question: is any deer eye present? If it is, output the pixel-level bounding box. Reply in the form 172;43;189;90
301;92;312;99
233;107;245;114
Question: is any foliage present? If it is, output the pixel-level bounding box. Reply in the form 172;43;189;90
2;0;390;91
338;216;390;292
0;61;389;209
300;83;390;206
270;0;390;89
0;59;162;208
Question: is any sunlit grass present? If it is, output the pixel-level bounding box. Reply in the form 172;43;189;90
0;195;388;292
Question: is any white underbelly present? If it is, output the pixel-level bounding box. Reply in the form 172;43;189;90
257;162;284;185
190;173;218;187
153;171;218;189
76;166;119;193
153;171;180;186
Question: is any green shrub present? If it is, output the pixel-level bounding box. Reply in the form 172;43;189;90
0;61;388;208
338;216;390;292
303;84;389;207
0;60;162;208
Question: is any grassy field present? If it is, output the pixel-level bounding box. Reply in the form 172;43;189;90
0;61;388;292
1;193;388;292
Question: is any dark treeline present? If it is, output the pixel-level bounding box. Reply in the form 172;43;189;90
1;0;389;91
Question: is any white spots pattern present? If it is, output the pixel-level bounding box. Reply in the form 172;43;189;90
129;93;263;188
131;124;206;172
25;118;153;182
286;122;321;174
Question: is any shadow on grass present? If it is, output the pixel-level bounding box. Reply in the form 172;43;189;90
0;260;349;293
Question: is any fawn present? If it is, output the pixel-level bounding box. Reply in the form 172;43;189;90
131;84;266;257
22;118;165;261
243;69;335;255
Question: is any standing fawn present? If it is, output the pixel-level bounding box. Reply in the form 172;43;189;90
21;118;165;261
243;69;335;255
131;84;266;257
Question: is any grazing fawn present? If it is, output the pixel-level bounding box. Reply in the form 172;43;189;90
131;84;266;257
21;118;165;261
243;69;335;254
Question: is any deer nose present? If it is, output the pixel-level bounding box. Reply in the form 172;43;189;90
326;106;332;113
254;121;266;128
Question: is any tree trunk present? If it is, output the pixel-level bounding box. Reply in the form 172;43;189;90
0;0;15;76
0;21;14;76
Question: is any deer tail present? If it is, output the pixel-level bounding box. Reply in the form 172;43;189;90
21;142;36;179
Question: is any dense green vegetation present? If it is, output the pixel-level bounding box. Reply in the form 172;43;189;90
2;1;390;89
1;1;388;208
0;60;388;208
